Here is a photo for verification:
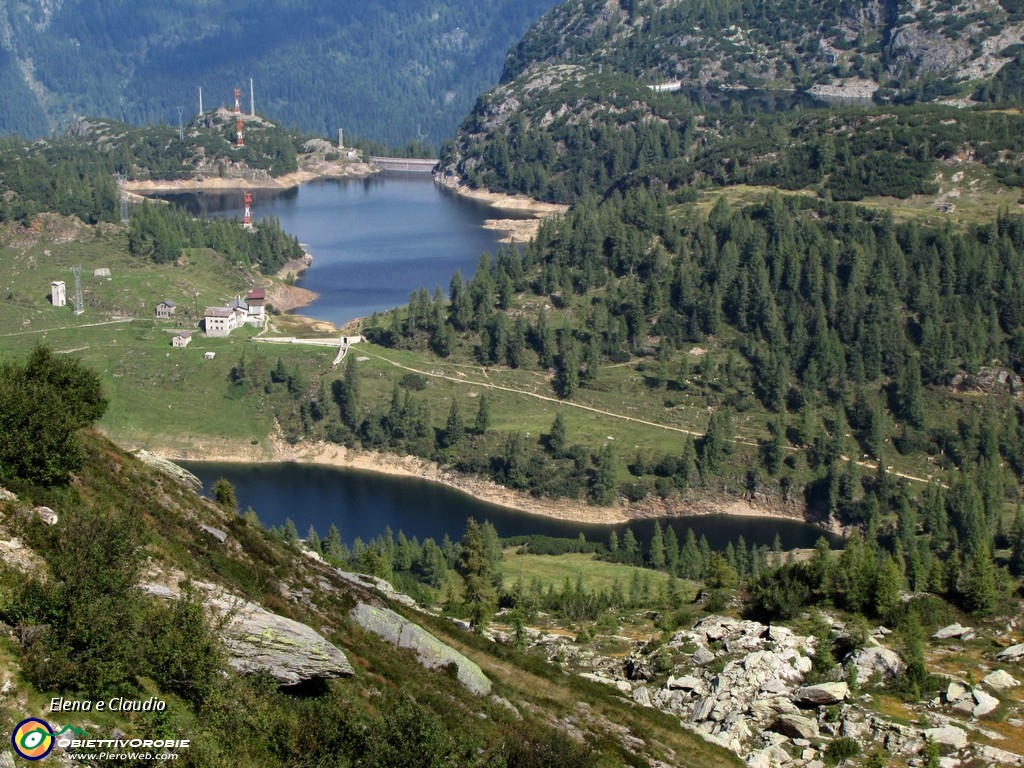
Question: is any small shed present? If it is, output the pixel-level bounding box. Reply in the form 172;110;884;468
51;280;67;307
94;268;111;277
172;331;192;348
156;300;177;318
204;351;216;360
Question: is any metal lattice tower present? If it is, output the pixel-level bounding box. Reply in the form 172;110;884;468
71;265;84;315
177;106;184;140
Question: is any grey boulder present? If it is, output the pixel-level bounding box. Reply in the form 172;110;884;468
350;602;491;695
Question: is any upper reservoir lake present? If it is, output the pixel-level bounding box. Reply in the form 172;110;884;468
167;174;520;327
170;174;834;548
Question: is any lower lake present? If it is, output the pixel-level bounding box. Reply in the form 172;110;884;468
181;461;838;551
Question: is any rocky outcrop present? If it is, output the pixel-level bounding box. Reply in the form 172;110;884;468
333;568;417;607
350;602;491;696
923;725;968;750
527;611;1024;765
623;616;818;753
792;683;849;707
846;646;902;683
933;622;974;640
997;642;1024;662
983;670;1020;691
771;713;819;740
944;683;1000;718
209;594;354;685
140;581;353;686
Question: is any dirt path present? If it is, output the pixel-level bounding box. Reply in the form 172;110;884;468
361;348;755;445
0;317;133;337
360;348;938;486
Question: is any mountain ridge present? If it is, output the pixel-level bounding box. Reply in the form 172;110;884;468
0;0;559;145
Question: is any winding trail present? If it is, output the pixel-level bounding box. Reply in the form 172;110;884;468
359;347;940;487
359;347;712;440
0;317;133;337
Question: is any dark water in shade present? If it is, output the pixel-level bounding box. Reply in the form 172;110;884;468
164;175;523;327
181;461;839;551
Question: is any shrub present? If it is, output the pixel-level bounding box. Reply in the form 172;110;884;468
825;737;861;765
399;372;428;390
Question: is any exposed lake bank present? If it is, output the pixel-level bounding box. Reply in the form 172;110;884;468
123;159;379;195
147;433;819;530
434;173;568;243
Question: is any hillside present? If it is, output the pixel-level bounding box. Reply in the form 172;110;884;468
501;0;1024;101
0;403;743;767
0;351;1022;768
0;0;557;147
438;0;1024;205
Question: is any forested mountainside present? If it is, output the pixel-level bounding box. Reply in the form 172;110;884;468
0;0;557;146
439;0;1024;204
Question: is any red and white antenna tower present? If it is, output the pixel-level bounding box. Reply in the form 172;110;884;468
236;117;244;147
234;88;241;114
243;192;253;229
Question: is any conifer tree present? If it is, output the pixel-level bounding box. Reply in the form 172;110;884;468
443;398;464;448
649;521;666;570
474;394;490;435
548;411;568;456
460;518;497;631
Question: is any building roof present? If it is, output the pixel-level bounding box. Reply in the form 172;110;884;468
159;300;177;308
246;288;266;301
229;296;247;311
175;331;192;338
205;306;232;318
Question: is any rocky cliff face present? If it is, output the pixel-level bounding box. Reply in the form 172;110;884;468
501;0;1023;94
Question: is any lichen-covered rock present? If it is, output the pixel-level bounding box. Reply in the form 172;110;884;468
350;602;491;695
922;725;968;750
771;713;819;740
792;682;849;707
140;580;353;686
945;681;970;704
847;646;902;682
971;688;1000;718
932;623;972;640
983;670;1020;691
997;643;1024;662
212;596;354;685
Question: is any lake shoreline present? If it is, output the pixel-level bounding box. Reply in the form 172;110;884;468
123;159;379;195
149;436;822;530
434;173;568;243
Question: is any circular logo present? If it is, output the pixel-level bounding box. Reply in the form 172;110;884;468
11;718;54;760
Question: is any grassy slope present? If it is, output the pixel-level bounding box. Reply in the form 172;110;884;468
0;430;742;767
496;549;676;594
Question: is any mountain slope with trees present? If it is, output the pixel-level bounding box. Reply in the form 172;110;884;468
0;0;557;147
438;0;1024;204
